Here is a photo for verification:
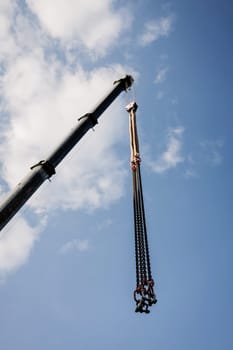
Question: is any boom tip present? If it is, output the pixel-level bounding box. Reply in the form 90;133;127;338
114;75;134;91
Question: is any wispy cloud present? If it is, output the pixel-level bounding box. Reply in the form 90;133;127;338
184;140;224;179
154;66;169;84
139;14;175;46
59;239;89;255
156;90;165;100
97;219;113;232
184;168;199;179
184;155;199;179
147;127;185;173
200;140;224;167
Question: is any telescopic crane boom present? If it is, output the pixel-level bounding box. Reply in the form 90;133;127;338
0;76;157;314
0;75;133;231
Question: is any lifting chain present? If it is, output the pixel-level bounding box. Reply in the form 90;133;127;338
126;101;157;314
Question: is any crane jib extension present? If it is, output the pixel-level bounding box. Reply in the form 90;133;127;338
126;101;157;314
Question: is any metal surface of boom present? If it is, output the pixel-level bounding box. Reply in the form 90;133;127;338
0;75;134;231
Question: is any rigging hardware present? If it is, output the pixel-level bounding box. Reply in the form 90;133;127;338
126;101;157;313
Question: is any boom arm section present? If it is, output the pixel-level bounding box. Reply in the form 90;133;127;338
0;75;134;231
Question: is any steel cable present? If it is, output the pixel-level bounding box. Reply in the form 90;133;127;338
126;101;157;313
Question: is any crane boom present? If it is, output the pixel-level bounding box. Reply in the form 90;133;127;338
0;75;134;231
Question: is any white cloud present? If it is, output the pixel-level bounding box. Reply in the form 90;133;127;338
147;126;185;173
0;216;40;276
0;1;17;59
139;15;175;46
154;66;169;84
59;239;89;254
26;0;131;57
0;1;135;276
0;59;130;272
1;58;129;211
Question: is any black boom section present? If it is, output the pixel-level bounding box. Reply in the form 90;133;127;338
0;75;134;231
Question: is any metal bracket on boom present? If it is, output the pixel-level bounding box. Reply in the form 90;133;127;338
30;160;56;178
78;113;98;127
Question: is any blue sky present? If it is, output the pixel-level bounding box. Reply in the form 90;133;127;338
0;0;233;349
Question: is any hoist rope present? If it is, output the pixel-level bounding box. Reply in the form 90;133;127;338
126;101;157;314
